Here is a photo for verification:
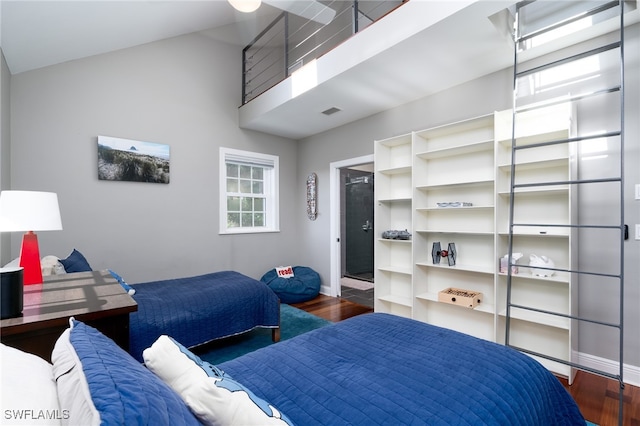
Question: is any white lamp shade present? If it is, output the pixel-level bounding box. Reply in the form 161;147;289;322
228;0;261;13
0;191;63;232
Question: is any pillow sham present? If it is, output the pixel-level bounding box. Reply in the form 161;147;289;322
1;344;62;426
59;249;92;273
51;318;199;426
143;335;292;426
51;327;100;426
107;269;136;295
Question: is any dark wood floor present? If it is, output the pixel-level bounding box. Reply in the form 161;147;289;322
292;294;640;426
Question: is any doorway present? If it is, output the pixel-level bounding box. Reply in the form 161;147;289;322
340;165;374;308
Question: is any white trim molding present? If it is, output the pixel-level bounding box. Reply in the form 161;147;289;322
575;351;640;387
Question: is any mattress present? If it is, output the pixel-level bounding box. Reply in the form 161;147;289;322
129;270;279;362
220;313;585;425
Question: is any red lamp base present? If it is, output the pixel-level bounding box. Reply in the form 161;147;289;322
19;231;43;285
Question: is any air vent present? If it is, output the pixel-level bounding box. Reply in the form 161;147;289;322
321;107;342;116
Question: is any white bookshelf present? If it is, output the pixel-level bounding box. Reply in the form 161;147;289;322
373;105;576;379
374;133;413;318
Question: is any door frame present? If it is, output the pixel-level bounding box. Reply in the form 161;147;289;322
329;154;374;297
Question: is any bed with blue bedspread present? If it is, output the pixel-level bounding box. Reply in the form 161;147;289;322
218;313;585;425
6;312;585;425
128;270;280;362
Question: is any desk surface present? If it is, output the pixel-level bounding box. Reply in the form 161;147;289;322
0;270;138;335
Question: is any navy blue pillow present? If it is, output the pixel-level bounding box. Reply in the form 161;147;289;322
60;249;92;273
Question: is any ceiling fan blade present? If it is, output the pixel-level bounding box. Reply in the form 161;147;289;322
263;0;336;25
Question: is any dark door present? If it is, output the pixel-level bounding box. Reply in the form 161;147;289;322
344;171;374;281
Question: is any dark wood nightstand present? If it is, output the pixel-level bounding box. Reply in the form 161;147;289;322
0;270;137;362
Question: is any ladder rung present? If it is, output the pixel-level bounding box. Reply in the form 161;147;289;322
513;177;622;189
516;41;620;77
509;303;622;328
509;264;621;279
511;223;622;230
506;344;622;381
516;86;621;113
513;130;621;151
516;1;620;44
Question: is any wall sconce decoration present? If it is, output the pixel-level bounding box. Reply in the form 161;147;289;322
306;172;317;221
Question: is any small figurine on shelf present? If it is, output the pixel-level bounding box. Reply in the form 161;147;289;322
382;229;412;240
432;242;456;266
529;254;555;277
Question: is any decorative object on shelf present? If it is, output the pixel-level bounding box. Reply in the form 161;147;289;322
306;172;317;221
436;202;473;208
500;253;523;274
381;229;411;240
529;254;555;277
0;191;63;285
98;136;170;184
432;242;456;266
437;287;482;309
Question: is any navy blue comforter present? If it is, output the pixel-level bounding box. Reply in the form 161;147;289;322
220;313;585;425
129;271;279;362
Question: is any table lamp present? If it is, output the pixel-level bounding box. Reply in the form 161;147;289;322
0;191;63;285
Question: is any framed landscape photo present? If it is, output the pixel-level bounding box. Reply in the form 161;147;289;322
98;136;170;184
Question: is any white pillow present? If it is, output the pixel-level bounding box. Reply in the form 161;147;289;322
2;258;19;269
51;325;100;426
41;255;65;276
143;335;291;426
0;344;62;426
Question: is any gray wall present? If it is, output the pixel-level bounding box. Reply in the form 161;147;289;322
1;50;10;259
5;20;638;371
7;33;300;283
296;26;639;368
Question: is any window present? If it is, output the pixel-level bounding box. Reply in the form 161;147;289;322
219;147;279;234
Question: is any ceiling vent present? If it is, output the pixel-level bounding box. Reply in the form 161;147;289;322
321;107;342;116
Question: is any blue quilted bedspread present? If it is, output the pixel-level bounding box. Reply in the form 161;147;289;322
129;271;279;362
220;313;585;425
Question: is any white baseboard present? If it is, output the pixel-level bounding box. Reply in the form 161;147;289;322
576;352;640;387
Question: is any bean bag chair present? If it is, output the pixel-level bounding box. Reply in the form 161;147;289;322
260;266;320;304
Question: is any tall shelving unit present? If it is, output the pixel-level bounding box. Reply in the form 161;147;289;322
505;1;626;424
374;133;413;318
496;103;577;381
373;106;574;352
412;114;497;342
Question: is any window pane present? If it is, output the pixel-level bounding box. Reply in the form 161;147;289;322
220;148;279;234
241;197;253;211
240;179;251;193
241;213;253;227
227;213;240;228
240;165;252;179
227;196;240;211
252;167;263;180
226;163;238;177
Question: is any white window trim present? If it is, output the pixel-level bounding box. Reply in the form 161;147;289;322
219;147;280;234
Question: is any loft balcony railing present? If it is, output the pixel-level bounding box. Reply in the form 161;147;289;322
242;0;406;104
